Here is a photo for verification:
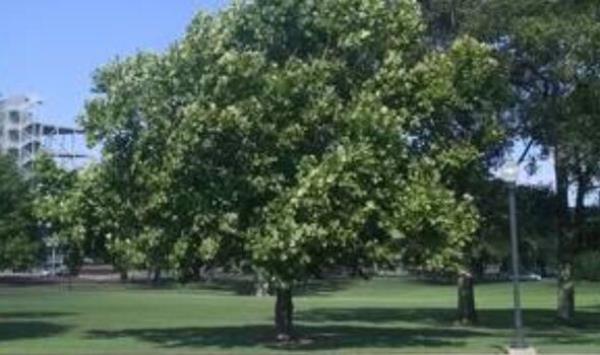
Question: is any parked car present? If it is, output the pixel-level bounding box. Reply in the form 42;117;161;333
508;272;543;281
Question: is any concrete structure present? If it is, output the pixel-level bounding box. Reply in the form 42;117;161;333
0;95;86;169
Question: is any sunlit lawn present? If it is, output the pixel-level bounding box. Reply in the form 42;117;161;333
1;277;599;354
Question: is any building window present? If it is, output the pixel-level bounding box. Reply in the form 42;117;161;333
9;111;20;124
9;130;19;142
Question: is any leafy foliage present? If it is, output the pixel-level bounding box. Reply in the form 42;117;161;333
31;154;82;274
0;155;40;270
82;0;507;288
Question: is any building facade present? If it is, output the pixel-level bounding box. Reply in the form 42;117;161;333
0;95;86;169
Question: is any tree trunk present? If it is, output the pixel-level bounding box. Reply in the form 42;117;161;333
152;268;162;284
192;265;202;282
556;164;587;322
555;146;575;321
457;271;477;324
119;269;128;282
557;261;575;321
274;288;294;341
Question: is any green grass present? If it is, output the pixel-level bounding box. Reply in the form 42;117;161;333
1;277;599;354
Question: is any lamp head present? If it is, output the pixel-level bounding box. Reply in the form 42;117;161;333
500;160;519;184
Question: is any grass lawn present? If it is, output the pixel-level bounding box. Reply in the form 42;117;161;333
1;277;599;354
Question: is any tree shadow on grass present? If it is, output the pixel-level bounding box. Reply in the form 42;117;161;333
0;321;70;342
0;276;60;287
297;307;600;330
85;307;600;351
0;311;74;342
88;324;478;351
0;311;76;319
297;307;600;348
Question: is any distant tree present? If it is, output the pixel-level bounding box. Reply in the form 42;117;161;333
31;154;84;275
463;0;600;322
421;0;600;322
81;164;149;281
0;154;40;270
82;0;506;339
34;157;138;278
415;0;513;324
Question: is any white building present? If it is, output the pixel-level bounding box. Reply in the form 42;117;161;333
0;95;86;169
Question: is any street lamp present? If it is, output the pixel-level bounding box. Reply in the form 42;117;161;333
43;226;59;277
500;160;531;353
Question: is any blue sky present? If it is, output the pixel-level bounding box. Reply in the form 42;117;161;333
1;1;227;126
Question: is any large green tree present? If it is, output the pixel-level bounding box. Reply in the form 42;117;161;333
82;0;506;339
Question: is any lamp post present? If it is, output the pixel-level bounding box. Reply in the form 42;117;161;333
500;160;528;352
43;229;59;277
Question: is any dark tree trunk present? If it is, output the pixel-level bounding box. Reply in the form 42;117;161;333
119;269;128;282
555;146;575;321
192;265;202;281
274;288;294;341
457;271;477;324
557;261;575;321
152;268;162;284
557;162;588;322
